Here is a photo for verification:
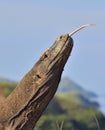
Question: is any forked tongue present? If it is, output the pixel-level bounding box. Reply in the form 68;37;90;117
69;24;95;36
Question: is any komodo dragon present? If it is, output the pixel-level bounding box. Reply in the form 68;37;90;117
0;24;94;130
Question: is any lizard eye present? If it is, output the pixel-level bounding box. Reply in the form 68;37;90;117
43;54;48;58
36;74;41;79
40;50;49;61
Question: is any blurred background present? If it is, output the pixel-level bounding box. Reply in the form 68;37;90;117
0;1;105;129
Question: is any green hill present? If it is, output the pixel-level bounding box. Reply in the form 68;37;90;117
36;93;105;130
0;81;17;97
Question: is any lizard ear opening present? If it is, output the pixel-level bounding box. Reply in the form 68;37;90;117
44;54;48;59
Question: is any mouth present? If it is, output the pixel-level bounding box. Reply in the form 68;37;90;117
50;34;72;53
47;34;73;71
60;35;73;55
50;34;73;57
53;34;73;58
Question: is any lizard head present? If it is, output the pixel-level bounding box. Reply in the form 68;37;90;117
32;34;73;83
32;24;95;83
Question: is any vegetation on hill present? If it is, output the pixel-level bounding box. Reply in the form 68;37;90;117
36;93;105;130
0;81;17;97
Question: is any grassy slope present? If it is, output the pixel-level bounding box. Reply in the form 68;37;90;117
36;93;105;130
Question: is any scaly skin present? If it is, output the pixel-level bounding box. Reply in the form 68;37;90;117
0;34;73;130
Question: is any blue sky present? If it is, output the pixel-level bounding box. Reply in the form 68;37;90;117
0;0;105;95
